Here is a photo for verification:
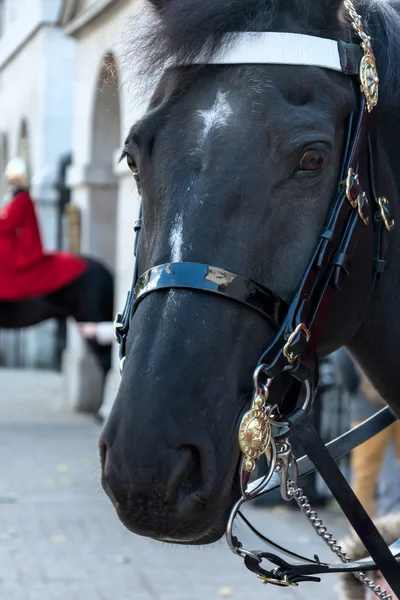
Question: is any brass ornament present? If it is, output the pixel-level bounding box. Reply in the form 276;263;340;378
239;406;272;473
360;52;379;113
344;0;379;112
244;457;256;473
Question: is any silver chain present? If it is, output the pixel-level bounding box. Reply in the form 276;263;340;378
287;481;392;600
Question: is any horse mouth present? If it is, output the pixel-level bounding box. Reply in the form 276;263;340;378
114;501;233;545
101;473;240;545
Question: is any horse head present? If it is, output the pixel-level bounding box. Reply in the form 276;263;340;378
100;0;399;545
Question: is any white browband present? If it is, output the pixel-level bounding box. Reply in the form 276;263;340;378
181;32;348;73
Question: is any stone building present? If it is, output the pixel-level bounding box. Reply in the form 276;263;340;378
0;0;76;367
59;0;145;415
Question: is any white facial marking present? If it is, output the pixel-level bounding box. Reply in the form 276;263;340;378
197;90;233;143
166;213;184;308
169;212;184;262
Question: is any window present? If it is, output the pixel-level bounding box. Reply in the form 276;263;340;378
0;0;5;39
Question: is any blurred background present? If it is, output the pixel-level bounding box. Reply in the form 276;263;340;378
0;0;143;420
0;2;398;599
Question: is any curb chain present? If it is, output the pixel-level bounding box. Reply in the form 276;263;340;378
287;481;391;600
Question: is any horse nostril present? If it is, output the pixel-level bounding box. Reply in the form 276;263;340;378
178;445;202;496
165;445;205;506
99;438;107;470
99;442;130;507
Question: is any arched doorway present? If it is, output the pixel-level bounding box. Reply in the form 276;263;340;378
62;52;122;412
89;52;121;272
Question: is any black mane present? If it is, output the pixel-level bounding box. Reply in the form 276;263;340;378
358;0;400;104
127;0;400;104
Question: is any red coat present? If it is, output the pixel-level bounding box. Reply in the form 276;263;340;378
0;189;88;300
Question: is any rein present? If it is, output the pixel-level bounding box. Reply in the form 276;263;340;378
114;1;399;597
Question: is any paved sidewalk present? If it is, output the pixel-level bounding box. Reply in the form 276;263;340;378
0;369;348;600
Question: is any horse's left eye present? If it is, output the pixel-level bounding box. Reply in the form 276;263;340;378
296;150;326;172
126;155;138;175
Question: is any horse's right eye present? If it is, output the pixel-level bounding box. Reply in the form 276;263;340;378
296;149;326;173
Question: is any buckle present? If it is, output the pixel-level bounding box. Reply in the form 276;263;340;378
357;192;369;225
283;323;311;364
378;197;395;232
119;356;126;376
113;312;124;345
345;168;360;208
345;168;370;225
257;574;298;587
114;312;127;375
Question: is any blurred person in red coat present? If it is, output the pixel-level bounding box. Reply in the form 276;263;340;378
0;157;88;300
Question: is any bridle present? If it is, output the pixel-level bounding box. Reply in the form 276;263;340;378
114;1;400;597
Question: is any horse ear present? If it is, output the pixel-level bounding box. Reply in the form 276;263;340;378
319;0;347;28
148;0;170;10
326;0;346;18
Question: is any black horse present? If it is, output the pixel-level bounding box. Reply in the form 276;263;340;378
100;0;400;546
0;257;114;374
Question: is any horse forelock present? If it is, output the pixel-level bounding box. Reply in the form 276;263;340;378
126;0;343;93
125;0;400;109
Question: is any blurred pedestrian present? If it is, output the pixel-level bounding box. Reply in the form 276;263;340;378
351;370;400;517
78;322;115;345
332;348;400;517
377;441;400;517
337;512;400;600
0;157;87;300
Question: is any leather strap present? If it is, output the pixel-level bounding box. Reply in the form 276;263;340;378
132;262;288;328
182;32;362;75
275;543;400;576
337;40;363;75
244;553;322;585
240;408;397;586
114;207;142;364
257;100;370;384
367;110;392;283
239;512;400;576
288;409;400;595
244;546;400;585
248;406;397;497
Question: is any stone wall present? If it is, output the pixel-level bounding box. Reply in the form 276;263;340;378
63;0;149;413
0;0;76;369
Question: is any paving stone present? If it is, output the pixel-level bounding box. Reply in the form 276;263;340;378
0;368;347;600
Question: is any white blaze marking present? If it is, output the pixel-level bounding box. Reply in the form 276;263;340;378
197;90;233;143
165;94;231;309
169;212;184;262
